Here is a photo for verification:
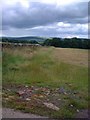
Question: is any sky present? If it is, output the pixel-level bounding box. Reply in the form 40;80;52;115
1;0;89;38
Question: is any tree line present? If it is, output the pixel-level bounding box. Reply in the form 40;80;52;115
43;37;90;49
1;37;90;49
1;38;39;44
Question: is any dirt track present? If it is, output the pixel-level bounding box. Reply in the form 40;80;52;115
75;109;89;118
2;108;89;119
2;108;48;118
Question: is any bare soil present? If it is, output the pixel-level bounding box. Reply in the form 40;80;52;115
75;109;89;118
2;108;47;118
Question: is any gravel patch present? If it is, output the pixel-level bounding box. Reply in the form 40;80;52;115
2;108;48;118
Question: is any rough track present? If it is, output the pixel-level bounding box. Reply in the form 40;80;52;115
2;108;48;118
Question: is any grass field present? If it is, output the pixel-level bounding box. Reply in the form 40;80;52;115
2;46;88;118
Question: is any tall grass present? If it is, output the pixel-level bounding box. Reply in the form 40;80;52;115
3;47;88;92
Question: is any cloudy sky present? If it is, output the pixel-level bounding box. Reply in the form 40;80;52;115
1;0;89;38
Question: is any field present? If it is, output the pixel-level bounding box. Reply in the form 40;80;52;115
2;45;88;118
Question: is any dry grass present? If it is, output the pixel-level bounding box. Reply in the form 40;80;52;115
51;48;88;67
3;46;38;59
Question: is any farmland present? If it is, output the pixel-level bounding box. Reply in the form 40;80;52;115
2;44;88;118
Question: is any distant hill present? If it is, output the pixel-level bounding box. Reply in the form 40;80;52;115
1;36;47;43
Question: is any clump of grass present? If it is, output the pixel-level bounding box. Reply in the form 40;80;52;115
68;98;88;109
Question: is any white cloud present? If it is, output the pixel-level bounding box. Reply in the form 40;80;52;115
2;21;88;38
1;0;30;8
57;22;71;27
1;0;89;7
1;0;88;38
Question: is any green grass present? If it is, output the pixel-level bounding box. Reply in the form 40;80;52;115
3;47;88;90
2;46;88;118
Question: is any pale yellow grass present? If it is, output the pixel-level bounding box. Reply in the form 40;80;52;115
51;48;88;67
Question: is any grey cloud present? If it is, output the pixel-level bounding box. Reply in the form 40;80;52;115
2;2;88;30
2;23;88;38
30;25;87;36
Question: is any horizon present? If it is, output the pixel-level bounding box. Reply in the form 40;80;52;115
1;35;89;39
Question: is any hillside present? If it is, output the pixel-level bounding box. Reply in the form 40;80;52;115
1;36;46;43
